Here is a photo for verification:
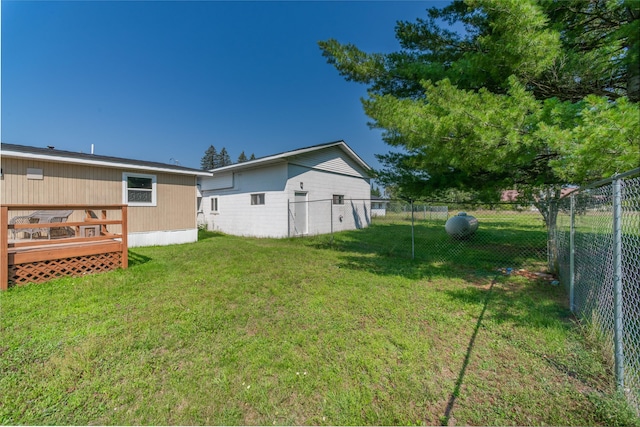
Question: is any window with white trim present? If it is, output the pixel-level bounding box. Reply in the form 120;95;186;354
333;194;344;205
211;197;219;213
123;172;157;206
251;193;265;205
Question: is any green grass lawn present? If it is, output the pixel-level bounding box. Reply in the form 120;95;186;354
1;226;638;425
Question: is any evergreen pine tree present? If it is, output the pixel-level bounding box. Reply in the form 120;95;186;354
218;147;232;167
237;151;248;163
320;0;639;231
200;145;217;170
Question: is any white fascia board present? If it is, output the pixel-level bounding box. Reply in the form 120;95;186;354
3;150;213;177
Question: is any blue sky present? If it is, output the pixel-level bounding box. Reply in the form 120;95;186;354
2;1;445;170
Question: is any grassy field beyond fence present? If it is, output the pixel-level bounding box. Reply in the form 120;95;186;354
1;226;638;425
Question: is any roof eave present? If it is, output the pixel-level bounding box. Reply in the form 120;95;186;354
208;140;372;176
2;150;213;177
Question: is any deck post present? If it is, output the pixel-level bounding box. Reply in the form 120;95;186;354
121;205;128;269
101;210;108;234
1;206;8;290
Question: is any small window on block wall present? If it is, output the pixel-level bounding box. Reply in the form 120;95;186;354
251;193;265;205
333;194;344;205
211;197;219;213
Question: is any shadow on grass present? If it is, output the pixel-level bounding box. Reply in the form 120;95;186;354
438;277;609;425
333;251;496;283
436;275;632;426
198;229;226;241
127;250;152;267
307;222;548;279
441;279;496;426
304;220;598;425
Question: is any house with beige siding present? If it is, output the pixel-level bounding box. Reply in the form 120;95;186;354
198;140;373;238
1;143;211;247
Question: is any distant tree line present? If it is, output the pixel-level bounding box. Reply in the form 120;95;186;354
200;145;256;170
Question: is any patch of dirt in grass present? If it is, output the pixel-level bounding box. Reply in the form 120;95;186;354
245;319;259;337
241;402;262;426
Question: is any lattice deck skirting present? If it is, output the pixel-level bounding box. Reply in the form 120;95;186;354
8;251;122;286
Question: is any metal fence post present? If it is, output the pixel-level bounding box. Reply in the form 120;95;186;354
548;198;559;274
569;194;575;313
613;177;624;391
411;199;415;259
287;199;291;238
330;199;334;244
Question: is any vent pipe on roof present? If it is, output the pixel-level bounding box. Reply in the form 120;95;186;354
91;144;94;154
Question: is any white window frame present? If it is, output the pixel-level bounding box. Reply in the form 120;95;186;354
251;193;265;205
123;172;157;207
211;197;219;213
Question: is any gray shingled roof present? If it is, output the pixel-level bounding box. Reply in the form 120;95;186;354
1;142;209;175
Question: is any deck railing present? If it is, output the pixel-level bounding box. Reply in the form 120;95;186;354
1;204;128;290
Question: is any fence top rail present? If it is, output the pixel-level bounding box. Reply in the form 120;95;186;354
562;167;640;198
2;204;127;210
415;200;531;205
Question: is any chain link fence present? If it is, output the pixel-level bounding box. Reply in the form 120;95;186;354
289;168;640;413
373;201;549;272
292;198;549;273
555;168;640;414
292;169;640;414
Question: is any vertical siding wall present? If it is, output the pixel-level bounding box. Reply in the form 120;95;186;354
128;174;197;232
1;158;121;205
1;158;196;233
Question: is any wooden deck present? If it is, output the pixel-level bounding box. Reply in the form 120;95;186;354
1;205;128;290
